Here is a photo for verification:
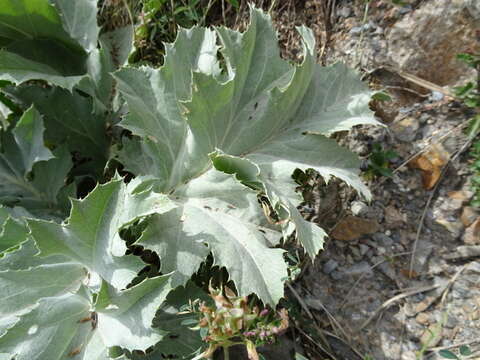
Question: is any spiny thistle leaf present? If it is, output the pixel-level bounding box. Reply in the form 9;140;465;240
0;0;94;90
0;275;172;359
0;2;377;358
0;0;133;176
114;7;378;305
28;179;175;289
0;107;73;217
0;180;175;359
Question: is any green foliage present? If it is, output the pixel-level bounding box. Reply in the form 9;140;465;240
469;140;480;207
440;350;460;360
454;52;480;135
371;91;392;102
130;0;238;64
135;0;207;42
454;53;480;111
390;0;409;6
364;143;398;178
439;345;472;360
455;52;480;208
0;1;377;358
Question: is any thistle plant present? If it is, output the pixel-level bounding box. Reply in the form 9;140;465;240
0;1;377;358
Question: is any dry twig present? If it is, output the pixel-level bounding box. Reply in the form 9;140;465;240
384;66;454;98
357;284;440;331
319;0;337;65
339;250;416;310
428;339;479;353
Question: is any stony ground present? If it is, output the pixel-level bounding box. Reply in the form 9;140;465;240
246;1;480;359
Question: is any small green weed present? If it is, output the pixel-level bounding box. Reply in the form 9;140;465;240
131;0;239;64
371;91;392;102
455;52;480;207
439;345;473;359
133;0;211;63
469;141;480;207
364;143;398;179
454;53;480;112
389;0;410;6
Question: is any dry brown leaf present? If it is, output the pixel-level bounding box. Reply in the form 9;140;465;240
408;144;449;189
461;207;478;227
400;268;419;279
448;190;473;202
463;217;480;245
331;216;379;241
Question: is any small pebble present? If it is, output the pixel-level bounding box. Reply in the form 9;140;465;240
372;233;394;247
416;313;430;325
429;91;444;102
346;254;354;264
351;201;369;216
323;259;338;274
359;244;370;256
337;6;353;18
330;270;343;280
345;261;373;277
349;26;363;34
398;6;413;15
444;314;458;329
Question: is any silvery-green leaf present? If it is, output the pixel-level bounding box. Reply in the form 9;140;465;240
136;282;209;359
115;8;377;304
0;101;11;129
95;275;172;351
209;130;371;259
0;0;88;52
209;152;327;258
49;0;99;52
0;264;86;316
0;0;99;89
28;179;176;289
0;51;85;90
137;169;285;304
77;25;134;115
0;180;176;357
0;275;172;359
11;106;54;174
0;238;69;271
0;293;92;360
115;137;157;177
7;85;109;176
0;206;29;253
0;206;69;271
114;26;220;191
100;26;134;68
0;108;72;215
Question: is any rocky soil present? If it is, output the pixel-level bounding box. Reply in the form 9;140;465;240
206;1;479;359
251;0;480;359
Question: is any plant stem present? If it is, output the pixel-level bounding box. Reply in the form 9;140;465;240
223;346;230;360
354;0;370;67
